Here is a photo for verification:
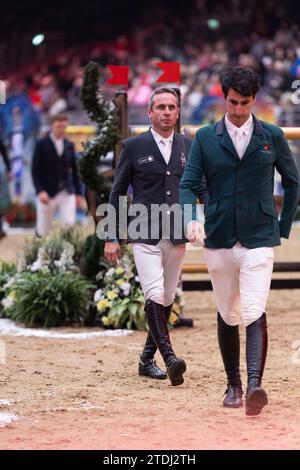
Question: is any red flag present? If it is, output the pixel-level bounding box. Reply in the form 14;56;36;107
106;65;129;86
156;62;181;84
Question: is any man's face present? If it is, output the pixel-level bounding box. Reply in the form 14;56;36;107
225;88;255;127
52;119;68;139
147;92;179;134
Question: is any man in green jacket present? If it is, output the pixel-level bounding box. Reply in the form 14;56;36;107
180;67;300;415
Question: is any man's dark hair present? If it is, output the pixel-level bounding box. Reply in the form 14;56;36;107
148;86;179;109
220;67;260;98
51;113;68;124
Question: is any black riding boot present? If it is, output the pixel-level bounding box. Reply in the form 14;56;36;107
144;299;186;386
139;303;173;380
218;313;243;408
246;313;268;416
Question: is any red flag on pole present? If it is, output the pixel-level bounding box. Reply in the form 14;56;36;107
156;62;181;84
106;65;129;86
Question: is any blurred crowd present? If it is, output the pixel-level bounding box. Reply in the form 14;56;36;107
1;0;300;133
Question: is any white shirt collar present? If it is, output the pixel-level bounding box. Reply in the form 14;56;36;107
50;132;64;143
150;127;174;144
225;114;253;135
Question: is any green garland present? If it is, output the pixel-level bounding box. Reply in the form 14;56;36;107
79;61;119;195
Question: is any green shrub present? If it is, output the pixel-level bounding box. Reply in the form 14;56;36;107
5;271;94;327
0;261;16;303
54;226;85;264
79;234;109;280
17;236;77;274
17;237;43;269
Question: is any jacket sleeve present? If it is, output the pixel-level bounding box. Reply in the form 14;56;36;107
180;131;205;224
31;140;44;194
70;143;81;195
0;138;11;172
275;130;300;238
106;142;133;241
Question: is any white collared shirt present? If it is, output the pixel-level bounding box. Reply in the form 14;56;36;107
151;127;174;165
225;114;254;159
50;132;64;157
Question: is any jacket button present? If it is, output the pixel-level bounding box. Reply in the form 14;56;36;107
166;190;171;196
166;170;171;176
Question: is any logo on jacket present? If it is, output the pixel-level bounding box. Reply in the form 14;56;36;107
138;156;154;165
180;152;186;167
262;144;272;153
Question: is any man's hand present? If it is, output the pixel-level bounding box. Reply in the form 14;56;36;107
38;191;50;205
104;241;122;264
187;221;206;247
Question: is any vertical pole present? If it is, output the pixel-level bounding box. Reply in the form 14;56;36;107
114;90;128;168
174;87;181;133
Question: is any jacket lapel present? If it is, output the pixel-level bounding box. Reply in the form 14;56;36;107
47;134;66;159
168;132;182;170
241;116;264;162
47;135;58;158
216;119;240;161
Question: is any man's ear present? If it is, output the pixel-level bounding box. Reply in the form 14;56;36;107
147;107;152;119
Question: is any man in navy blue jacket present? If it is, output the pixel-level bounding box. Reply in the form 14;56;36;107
104;87;207;386
32;113;82;236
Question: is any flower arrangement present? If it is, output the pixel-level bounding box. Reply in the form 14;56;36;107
1;229;94;326
94;247;146;330
93;246;186;330
0;227;186;330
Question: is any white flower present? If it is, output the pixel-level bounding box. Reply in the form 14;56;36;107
105;268;115;278
31;260;43;272
2;295;14;309
135;276;140;283
120;282;131;296
93;289;103;302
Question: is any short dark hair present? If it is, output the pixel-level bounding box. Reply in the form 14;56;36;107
51;113;68;124
148;86;179;109
220;67;260;99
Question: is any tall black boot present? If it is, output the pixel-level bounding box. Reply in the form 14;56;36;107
139;303;173;380
218;313;243;408
246;313;268;416
145;299;186;386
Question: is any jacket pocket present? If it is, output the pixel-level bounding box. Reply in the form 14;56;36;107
260;199;277;218
205;201;219;219
259;152;276;164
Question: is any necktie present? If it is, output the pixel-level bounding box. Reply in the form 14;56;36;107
235;128;245;159
160;139;171;164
